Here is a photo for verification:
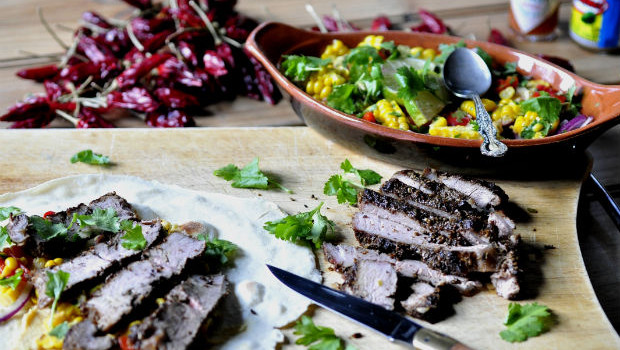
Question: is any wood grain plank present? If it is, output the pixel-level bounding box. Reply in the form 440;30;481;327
0;127;617;349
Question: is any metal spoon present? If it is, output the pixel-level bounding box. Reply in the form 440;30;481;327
443;47;508;157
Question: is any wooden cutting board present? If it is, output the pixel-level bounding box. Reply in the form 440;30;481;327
0;127;617;350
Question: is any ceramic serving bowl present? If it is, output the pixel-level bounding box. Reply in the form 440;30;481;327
246;22;620;166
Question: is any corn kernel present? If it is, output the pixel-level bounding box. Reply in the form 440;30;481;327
44;260;56;268
410;46;423;57
532;123;543;132
420;48;436;60
53;258;63;265
161;220;172;232
1;257;18;278
499;86;515;99
319;85;332;99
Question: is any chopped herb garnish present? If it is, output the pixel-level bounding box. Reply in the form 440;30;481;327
294;315;357;350
45;270;70;328
214;158;292;193
196;234;237;264
30;216;68;240
0;206;22;221
281;55;331;81
70;149;110;165
500;302;555;342
433;40;466;64
120;220;146;250
0;226;12;249
49;321;70;339
340;159;382;186
324;175;360;205
263;202;334;248
0;269;23;290
503;61;518;75
72;208;121;233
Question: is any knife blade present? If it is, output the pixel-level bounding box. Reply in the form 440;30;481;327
267;264;472;350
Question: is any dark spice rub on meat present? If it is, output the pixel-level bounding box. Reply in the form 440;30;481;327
32;219;166;307
5;192;136;258
127;274;228;349
83;232;206;332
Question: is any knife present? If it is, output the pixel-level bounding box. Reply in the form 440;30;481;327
267;264;472;350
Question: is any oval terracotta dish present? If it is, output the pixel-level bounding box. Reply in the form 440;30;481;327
245;22;620;164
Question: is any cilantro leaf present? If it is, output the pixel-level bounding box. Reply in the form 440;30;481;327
326;84;360;114
503;61;518;75
323;175;359;205
281;55;331;82
500;302;555;342
345;46;383;66
30;216;68;240
0;269;23;290
120;220;146;250
196;234;237;264
473;47;493;68
214;158;292;193
340;159;382;186
70;149;110;165
49;321;70;339
433;40;466;64
354;65;383;104
520;95;562;138
0;226;12;249
45;270;70;328
0;206;22;221
566;85;577;104
263;202;334;248
74;208;121;233
294;316;356;350
395;66;425;102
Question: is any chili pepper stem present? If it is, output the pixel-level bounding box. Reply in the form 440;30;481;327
305;4;327;33
55;109;79;126
189;1;222;46
126;22;145;52
58;32;84;68
37;7;69;50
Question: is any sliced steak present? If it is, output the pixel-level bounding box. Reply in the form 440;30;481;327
491;250;521;299
5;193;137;258
400;282;454;322
422;169;507;209
342;260;398;310
128;274;228;349
84;232;206;332
33;220;166;307
353;212;498;276
63;320;116;350
323;243;481;295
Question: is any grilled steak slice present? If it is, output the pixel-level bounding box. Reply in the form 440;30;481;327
128;274;227;350
342;260;398;310
422;169;507;209
33;220;166;307
6;193;137;258
353;212;497;276
84;232;206;332
63;320;116;350
491;250;521;299
400;282;454;322
323;243;481;295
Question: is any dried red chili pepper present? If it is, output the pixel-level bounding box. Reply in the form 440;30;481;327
411;9;448;34
223;14;258;41
153;87;200;108
536;54;575;73
371;16;393;31
78;35;115;63
8;110;55;129
81;11;112;29
203;50;228;77
0;96;51;122
92;28;130;56
59;61;101;83
156;57;202;87
178;41;199;67
488;28;511;46
145;109;195;127
16;64;59;82
117;53;173;88
108;87;159;112
76;108;115;128
43;80;66;100
245;49;282;105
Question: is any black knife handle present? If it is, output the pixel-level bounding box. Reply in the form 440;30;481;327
412;328;474;350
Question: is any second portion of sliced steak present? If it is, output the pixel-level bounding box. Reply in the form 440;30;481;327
342;260;398;311
33;220;166;307
84;232;206;332
128;274;228;349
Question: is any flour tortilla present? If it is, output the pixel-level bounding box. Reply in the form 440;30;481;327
0;174;321;350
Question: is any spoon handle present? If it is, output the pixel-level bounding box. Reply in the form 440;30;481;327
472;94;507;157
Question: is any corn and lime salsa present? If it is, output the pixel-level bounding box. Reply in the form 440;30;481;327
281;36;590;140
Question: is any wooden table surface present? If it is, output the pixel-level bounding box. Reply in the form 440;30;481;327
0;0;619;340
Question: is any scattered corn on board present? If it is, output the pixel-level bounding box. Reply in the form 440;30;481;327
0;127;617;349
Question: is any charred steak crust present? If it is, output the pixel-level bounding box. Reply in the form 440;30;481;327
421;169;508;209
128;274;228;349
6;192;137;258
83;232;207;332
33;219;166;307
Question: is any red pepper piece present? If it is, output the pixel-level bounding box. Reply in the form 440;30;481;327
43;211;56;218
178;41;199;67
418;9;448;34
16;64;59;82
488;28;511;46
92;28;129;56
43;80;66;100
446;112;472;126
59;61;102;83
129;17;173;42
108;87;159;112
535;54;575;73
81;11;112;29
362;111;376;123
371;16;393;31
320;15;358;32
203;50;229;77
410;23;433;33
117;53;173;88
118;335;136;350
120;0;152;10
78;35;115;63
495;75;519;93
174;8;205;28
153;87;199;108
216;43;235;68
146;109;196;127
0;96;50;122
156;57;202;87
76;108;115;128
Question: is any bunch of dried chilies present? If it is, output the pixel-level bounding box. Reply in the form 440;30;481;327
2;0;282;128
